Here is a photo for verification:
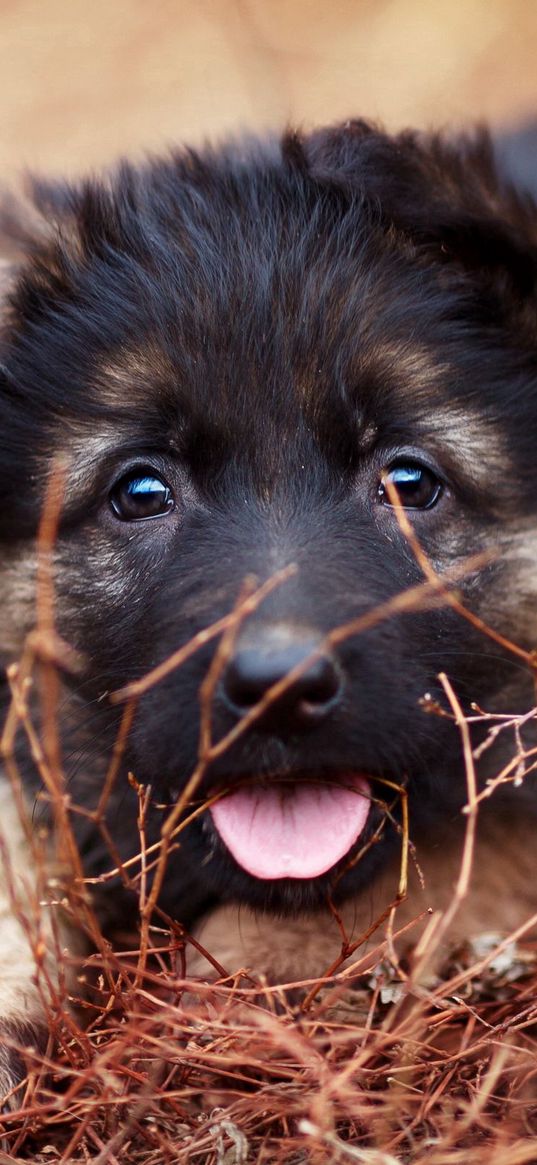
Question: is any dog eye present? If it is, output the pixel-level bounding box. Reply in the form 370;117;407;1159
378;462;442;510
109;470;175;521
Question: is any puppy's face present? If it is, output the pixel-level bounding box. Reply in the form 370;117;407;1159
2;124;537;922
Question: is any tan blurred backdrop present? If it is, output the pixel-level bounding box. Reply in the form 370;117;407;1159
0;0;535;176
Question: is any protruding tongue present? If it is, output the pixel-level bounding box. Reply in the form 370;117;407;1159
210;776;371;880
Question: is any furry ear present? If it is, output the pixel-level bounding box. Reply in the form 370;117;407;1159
0;185;60;332
0;179;89;342
0;253;21;341
0;259;15;298
299;121;537;300
0;186;55;260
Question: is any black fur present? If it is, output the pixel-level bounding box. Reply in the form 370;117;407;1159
2;120;537;933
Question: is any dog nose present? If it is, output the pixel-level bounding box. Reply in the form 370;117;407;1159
221;624;342;729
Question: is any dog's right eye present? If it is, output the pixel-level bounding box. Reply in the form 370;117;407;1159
109;470;175;521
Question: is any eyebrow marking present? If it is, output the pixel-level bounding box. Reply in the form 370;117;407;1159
417;404;510;489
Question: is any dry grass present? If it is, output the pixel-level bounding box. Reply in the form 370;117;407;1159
1;898;537;1163
0;476;536;1163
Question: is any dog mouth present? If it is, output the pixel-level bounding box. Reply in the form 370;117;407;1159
209;774;372;880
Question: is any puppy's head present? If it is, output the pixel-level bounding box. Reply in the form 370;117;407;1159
1;122;537;921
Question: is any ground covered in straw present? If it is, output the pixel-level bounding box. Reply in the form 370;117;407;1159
1;919;536;1165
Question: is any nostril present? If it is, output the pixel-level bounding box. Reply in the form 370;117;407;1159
224;652;273;709
294;656;341;710
226;651;339;709
221;626;343;728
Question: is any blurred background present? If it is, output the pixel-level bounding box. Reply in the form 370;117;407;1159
0;0;536;177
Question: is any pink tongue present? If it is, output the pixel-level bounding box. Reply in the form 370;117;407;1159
210;776;371;880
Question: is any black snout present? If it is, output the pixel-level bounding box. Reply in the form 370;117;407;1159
221;623;342;731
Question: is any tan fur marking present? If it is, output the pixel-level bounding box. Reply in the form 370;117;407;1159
0;550;37;659
189;820;537;983
0;780;59;1102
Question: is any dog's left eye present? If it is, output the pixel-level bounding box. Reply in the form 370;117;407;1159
109;471;175;521
378;462;442;510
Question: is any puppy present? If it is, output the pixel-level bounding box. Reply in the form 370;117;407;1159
1;120;537;1094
